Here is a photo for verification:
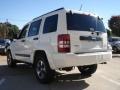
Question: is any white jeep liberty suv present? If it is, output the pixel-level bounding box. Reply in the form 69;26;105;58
7;8;112;83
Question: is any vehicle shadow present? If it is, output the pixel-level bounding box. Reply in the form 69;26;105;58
0;64;89;90
51;72;90;90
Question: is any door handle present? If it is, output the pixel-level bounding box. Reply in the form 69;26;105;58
33;37;38;40
21;39;25;42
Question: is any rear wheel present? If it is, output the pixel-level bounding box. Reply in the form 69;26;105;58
78;64;97;76
34;55;55;84
7;51;16;67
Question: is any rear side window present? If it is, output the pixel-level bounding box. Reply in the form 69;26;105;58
28;19;41;37
43;14;58;34
66;13;106;32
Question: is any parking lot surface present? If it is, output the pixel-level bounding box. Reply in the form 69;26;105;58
0;54;120;90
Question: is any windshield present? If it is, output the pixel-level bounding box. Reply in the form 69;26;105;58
66;13;106;32
0;39;5;45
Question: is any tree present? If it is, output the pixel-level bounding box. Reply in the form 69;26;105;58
0;22;19;39
108;16;120;37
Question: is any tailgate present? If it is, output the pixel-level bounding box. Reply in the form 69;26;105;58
66;12;107;53
68;31;107;53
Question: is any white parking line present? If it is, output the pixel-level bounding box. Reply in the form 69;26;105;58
0;78;5;86
100;75;120;86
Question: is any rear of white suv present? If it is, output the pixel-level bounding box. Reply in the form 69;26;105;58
7;8;112;84
53;10;112;68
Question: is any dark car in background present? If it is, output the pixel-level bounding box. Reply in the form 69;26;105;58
108;37;120;53
0;39;11;54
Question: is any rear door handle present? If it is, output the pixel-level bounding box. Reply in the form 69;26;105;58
33;37;38;40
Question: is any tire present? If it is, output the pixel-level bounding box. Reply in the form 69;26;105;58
7;51;16;67
78;64;97;76
33;55;55;84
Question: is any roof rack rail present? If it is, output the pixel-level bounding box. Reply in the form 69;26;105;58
33;7;65;20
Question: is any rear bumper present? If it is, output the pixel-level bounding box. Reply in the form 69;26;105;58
52;51;112;69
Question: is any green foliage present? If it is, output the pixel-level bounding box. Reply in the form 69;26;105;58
108;16;120;37
0;22;19;39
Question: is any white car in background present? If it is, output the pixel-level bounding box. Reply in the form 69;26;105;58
109;37;120;53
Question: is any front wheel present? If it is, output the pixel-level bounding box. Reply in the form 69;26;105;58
7;51;16;67
78;64;97;76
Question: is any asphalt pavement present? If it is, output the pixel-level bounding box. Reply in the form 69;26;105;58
0;54;120;90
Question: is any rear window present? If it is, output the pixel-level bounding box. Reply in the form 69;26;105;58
43;14;58;34
66;13;106;32
96;19;106;32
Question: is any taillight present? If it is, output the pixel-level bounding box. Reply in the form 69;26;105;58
58;34;71;53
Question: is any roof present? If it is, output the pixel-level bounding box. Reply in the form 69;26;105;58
33;7;65;20
32;7;100;21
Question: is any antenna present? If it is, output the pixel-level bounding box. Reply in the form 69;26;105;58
79;4;83;11
79;0;84;11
